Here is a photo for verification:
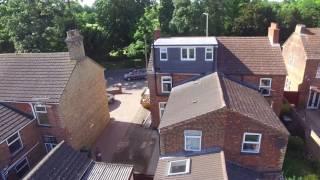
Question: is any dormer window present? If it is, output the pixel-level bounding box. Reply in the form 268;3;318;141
205;47;213;61
181;47;196;61
168;159;190;176
34;104;50;126
160;48;168;61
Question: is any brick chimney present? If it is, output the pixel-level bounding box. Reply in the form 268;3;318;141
154;28;161;40
295;24;306;34
65;29;85;61
268;22;280;45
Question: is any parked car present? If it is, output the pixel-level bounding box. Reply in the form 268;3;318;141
140;88;150;109
123;69;146;81
107;93;115;104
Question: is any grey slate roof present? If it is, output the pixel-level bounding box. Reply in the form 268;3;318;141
159;73;289;135
154;37;218;46
217;37;287;75
300;28;320;59
0;103;33;142
0;52;77;103
24;142;133;180
159;73;226;129
154;151;228;180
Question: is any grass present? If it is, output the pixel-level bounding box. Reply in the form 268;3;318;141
283;136;320;180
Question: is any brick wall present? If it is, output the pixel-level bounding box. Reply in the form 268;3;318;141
160;109;288;172
59;58;110;150
148;72;200;128
0;121;45;179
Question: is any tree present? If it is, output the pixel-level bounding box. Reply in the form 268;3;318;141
159;0;174;35
0;1;14;53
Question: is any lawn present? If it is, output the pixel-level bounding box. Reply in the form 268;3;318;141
283;136;320;180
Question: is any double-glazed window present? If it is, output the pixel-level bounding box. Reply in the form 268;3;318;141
168;159;190;176
34;104;50;126
259;78;272;96
316;64;320;79
44;136;58;153
161;76;172;93
6;132;23;156
159;102;167;119
160;48;168;61
181;48;196;61
15;157;30;178
205;47;214;61
241;133;262;153
184;130;202;151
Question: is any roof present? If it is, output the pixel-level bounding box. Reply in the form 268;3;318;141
300;28;320;59
0;103;33;142
159;73;289;135
159;73;226;129
154;37;218;46
24;142;133;180
154;151;228;180
217;37;287;75
0;52;77;103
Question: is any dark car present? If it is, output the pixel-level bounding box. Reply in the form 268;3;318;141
123;69;146;81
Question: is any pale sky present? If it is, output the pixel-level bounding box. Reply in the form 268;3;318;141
79;0;95;7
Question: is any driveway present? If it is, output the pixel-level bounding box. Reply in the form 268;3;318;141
94;69;159;176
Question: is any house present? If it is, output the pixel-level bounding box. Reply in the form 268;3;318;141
0;104;45;180
148;22;287;128
23;141;134;180
155;73;289;179
0;30;109;151
282;24;320;160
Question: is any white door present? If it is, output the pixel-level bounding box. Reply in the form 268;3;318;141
307;90;320;109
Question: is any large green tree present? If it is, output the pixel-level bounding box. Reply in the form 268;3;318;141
159;0;174;35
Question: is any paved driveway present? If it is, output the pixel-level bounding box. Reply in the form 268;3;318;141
94;69;158;176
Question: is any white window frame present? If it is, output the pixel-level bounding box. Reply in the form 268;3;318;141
241;132;262;154
34;104;49;126
159;102;167;119
168;159;191;176
205;47;214;61
161;76;172;93
160;48;168;61
184;130;202;152
6;132;23;156
15;157;29;176
181;47;196;61
43;135;58;153
259;78;272;96
316;64;320;79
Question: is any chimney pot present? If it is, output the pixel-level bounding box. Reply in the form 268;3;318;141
154;29;161;40
268;22;280;45
295;24;306;34
65;29;85;61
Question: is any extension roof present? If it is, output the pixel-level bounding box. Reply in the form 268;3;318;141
159;73;288;135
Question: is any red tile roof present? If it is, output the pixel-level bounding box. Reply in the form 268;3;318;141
300;28;320;60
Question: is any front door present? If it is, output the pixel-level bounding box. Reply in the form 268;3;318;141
307;89;320;109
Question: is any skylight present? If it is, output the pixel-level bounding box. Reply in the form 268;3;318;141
168;159;190;176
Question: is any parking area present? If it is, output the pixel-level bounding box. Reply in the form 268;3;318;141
93;69;158;176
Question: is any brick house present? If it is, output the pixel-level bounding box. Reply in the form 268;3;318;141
282;24;320;161
148;23;287;128
155;73;289;179
0;104;45;180
0;30;110;178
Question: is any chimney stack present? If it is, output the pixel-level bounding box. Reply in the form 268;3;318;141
268;22;280;45
295;24;306;35
154;28;161;40
65;29;85;61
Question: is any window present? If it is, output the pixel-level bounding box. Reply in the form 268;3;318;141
184;130;202;151
168;159;190;176
161;76;172;93
6;132;23;156
15;157;30;178
43;136;58;153
205;47;213;61
181;48;196;61
241;133;262;153
34;104;50;126
159;102;167;119
316;64;320;79
160;48;168;61
259;78;272;96
285;77;291;91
